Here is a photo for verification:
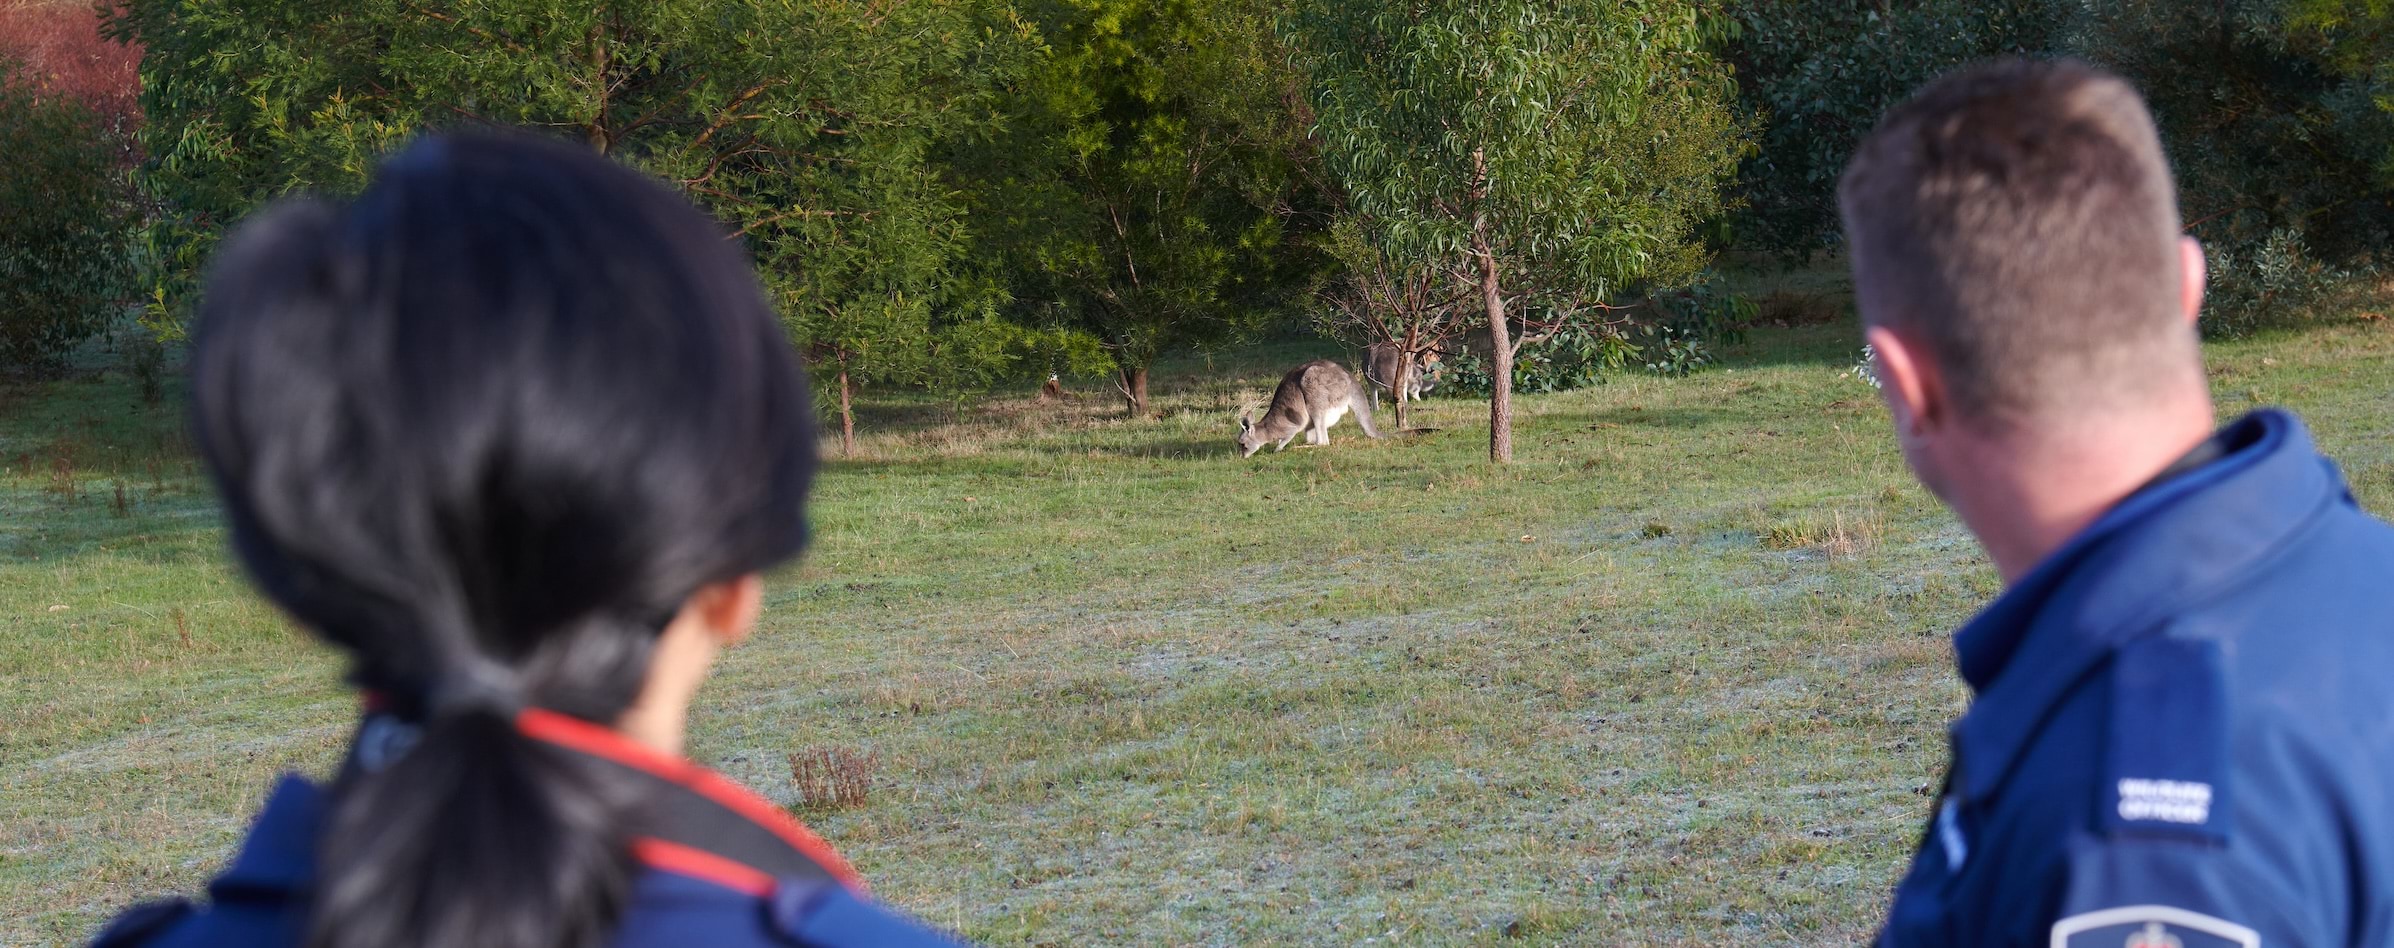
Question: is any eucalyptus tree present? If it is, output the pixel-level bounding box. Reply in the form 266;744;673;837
1285;0;1747;462
110;0;1035;447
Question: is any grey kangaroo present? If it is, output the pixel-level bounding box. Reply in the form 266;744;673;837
1363;341;1441;409
1237;359;1382;458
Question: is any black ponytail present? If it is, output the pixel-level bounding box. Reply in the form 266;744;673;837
189;131;817;948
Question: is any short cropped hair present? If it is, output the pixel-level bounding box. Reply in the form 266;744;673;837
1839;58;2201;426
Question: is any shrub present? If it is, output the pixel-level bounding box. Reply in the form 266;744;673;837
1443;280;1755;395
1442;321;1636;397
2202;229;2363;338
0;66;133;372
788;745;878;811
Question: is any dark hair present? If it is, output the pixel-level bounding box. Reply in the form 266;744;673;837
190;131;816;948
1838;58;2202;427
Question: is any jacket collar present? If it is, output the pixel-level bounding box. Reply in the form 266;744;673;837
1948;409;2344;802
215;707;862;907
206;774;325;903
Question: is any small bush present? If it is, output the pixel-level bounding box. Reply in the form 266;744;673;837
1759;510;1881;558
1442;277;1754;394
788;745;878;811
0;67;133;372
2202;229;2362;338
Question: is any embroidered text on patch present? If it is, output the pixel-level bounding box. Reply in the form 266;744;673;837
2116;779;2212;825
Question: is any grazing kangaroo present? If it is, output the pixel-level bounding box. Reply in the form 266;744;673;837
1364;341;1442;409
1237;359;1382;458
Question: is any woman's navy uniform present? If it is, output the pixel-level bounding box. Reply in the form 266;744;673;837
1879;409;2394;946
91;709;960;948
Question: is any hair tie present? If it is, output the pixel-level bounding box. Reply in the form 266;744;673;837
425;664;528;721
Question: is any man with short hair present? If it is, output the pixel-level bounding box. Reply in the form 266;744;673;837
1841;58;2394;947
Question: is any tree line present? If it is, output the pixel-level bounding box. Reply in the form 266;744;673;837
6;0;2394;461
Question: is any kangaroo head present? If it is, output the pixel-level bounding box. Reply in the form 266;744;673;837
1235;412;1265;458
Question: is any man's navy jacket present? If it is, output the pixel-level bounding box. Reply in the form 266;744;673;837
1879;409;2394;947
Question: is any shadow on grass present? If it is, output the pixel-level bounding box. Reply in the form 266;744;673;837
1715;323;1864;372
1082;435;1235;460
1585;406;1723;430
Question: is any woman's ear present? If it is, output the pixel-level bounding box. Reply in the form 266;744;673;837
682;574;765;647
2179;236;2207;327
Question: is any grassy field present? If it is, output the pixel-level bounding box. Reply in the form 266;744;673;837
6;284;2392;945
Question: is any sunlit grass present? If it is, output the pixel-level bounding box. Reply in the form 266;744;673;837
6;296;2391;943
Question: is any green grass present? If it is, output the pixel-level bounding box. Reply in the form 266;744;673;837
6;301;2392;945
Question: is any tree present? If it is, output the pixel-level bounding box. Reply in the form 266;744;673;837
966;0;1324;416
1286;0;1748;462
110;0;1042;443
0;63;131;372
1725;0;2394;287
2066;1;2394;264
1723;0;2059;256
1316;215;1466;431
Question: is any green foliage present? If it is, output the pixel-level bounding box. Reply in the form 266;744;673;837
1442;320;1635;396
917;313;1114;401
1724;0;2059;257
1441;275;1754;394
0;67;131;371
108;0;1063;404
1311;215;1467;361
1286;0;1749;300
2204;228;2355;337
1638;275;1754;377
2064;1;2394;267
1727;0;2394;317
963;0;1324;408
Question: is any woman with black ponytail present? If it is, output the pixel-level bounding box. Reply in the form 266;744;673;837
92;131;961;948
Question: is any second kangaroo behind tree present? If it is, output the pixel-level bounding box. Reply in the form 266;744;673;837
1237;359;1382;458
1364;341;1441;409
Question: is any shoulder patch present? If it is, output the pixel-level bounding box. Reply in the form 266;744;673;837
2051;905;2259;948
2103;637;2231;842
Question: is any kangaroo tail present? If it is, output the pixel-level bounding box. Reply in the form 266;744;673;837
1352;387;1383;439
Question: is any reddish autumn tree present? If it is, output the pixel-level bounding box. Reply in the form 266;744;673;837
0;1;140;149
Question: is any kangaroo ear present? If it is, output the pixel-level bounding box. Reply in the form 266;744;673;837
1239;413;1252;431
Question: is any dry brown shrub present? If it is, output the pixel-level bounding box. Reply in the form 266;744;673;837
788;745;878;811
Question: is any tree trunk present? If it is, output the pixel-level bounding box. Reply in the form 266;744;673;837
1472;148;1513;463
1392;353;1410;431
837;365;856;458
586;21;611;154
1117;363;1150;417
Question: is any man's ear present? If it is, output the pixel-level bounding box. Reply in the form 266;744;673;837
2179;236;2207;327
1865;324;1942;438
680;574;764;648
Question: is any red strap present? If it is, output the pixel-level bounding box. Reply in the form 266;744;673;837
630;837;776;898
514;708;866;891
